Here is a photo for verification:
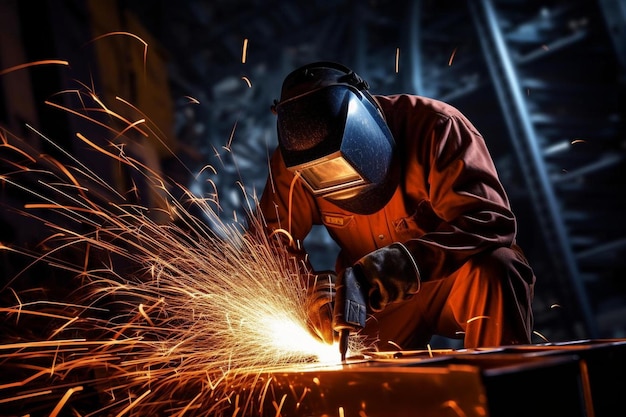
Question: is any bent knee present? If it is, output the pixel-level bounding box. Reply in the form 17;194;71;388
468;246;535;286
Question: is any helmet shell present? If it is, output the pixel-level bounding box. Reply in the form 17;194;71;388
274;62;399;215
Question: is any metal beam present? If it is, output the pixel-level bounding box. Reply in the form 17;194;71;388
597;0;626;70
468;0;598;338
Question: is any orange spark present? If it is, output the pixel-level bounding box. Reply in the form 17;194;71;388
225;120;238;150
0;59;69;76
49;386;84;417
387;340;403;350
395;48;400;73
138;303;156;327
0;390;53;405
114;117;147;140
88;31;148;76
448;48;458;66
75;132;131;164
441;400;468;417
273;394;287;416
114;95;192;175
115;389;152;417
242;76;252;88
44;97;149;137
0;54;348;417
533;330;549;342
0;130;37;163
242;38;249;63
466;315;489;323
185;95;200;104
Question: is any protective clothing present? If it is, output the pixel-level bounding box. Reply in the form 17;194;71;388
258;86;536;349
351;242;421;312
272;62;399;214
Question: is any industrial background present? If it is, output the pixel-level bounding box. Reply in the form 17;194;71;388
1;0;625;347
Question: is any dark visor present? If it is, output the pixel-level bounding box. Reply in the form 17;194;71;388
276;84;394;197
276;85;353;159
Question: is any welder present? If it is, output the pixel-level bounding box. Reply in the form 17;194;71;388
254;61;536;357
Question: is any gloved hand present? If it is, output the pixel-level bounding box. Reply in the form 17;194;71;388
351;242;421;312
305;271;337;344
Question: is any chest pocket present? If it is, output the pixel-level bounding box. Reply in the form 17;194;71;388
321;213;354;229
392;200;443;241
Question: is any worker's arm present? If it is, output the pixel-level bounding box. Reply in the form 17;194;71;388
255;149;320;245
347;95;518;310
379;95;518;281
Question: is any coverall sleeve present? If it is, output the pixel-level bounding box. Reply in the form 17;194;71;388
255;148;320;248
396;99;518;280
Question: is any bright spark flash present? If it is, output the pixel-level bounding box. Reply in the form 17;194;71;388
265;315;338;363
0;67;342;416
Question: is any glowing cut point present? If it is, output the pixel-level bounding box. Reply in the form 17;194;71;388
265;315;339;364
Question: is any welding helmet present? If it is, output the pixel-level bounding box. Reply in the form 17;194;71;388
272;62;399;215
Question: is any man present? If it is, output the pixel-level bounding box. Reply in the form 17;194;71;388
255;61;535;351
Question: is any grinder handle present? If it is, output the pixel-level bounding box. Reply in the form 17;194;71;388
332;267;367;360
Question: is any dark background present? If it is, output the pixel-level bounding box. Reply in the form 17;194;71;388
1;0;625;345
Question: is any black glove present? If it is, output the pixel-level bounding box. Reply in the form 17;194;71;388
305;271;337;344
352;242;421;312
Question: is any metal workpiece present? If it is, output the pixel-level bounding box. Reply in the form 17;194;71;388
241;361;489;417
234;339;626;417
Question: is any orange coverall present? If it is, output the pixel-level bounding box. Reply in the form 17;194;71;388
258;94;536;349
